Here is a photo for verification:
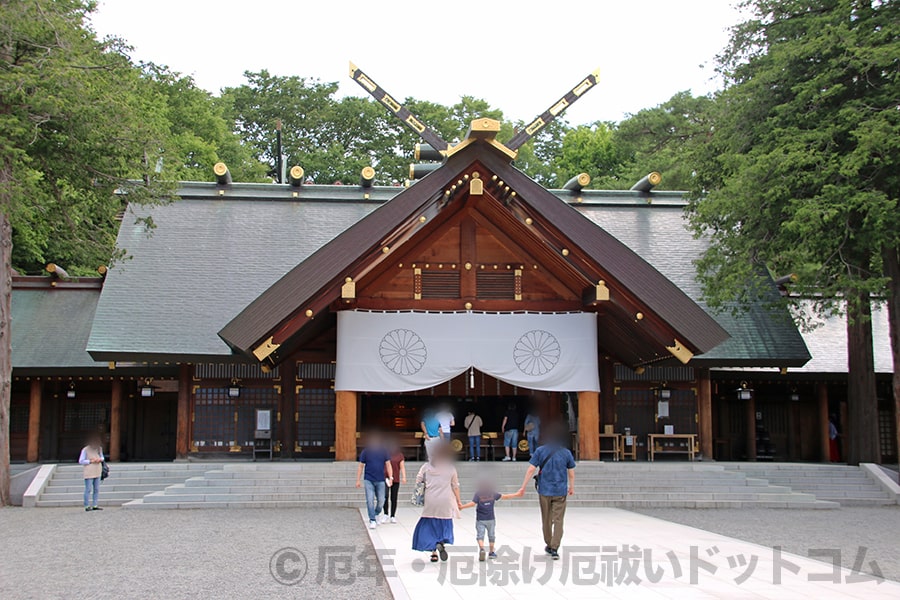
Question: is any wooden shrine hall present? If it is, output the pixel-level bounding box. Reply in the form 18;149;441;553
16;65;894;466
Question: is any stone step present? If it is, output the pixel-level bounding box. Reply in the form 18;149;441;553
122;498;838;510
41;482;198;493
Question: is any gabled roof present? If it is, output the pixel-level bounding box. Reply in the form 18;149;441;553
85;160;809;368
219;141;730;367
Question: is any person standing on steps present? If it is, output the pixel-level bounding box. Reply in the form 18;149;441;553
421;408;442;460
464;408;483;461
436;403;455;440
384;438;407;523
501;402;520;461
79;433;104;512
412;442;462;563
517;421;575;560
356;431;393;529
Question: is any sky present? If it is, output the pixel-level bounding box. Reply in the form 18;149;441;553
88;0;746;126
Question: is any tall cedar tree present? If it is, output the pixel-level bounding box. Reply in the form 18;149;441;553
0;0;176;503
689;0;899;464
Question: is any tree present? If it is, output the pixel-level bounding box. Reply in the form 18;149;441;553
0;0;175;503
688;0;899;464
606;92;715;190
553;122;622;189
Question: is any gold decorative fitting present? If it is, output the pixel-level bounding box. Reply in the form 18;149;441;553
218;190;225;196
562;249;570;256
292;191;299;198
341;279;356;300
382;246;390;253
596;280;610;301
470;178;483;195
253;337;280;361
577;172;591;187
576;197;583;203
213;162;228;176
465;262;472;270
666;339;694;364
381;93;401;113
464;302;473;310
635;312;644;320
108;362;116;370
648;171;662;186
305;309;314;317
525;217;533;225
472;172;480;179
635;367;646;375
289;165;304;180
419;215;427;223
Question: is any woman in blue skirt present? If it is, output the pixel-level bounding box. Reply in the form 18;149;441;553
412;442;462;562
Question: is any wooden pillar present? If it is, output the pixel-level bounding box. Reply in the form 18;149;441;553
334;390;358;461
175;363;192;459
280;380;295;457
746;393;757;461
26;379;42;462
577;391;600;460
697;369;713;460
817;383;830;462
109;380;122;462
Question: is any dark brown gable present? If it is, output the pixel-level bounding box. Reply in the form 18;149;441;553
219;138;728;368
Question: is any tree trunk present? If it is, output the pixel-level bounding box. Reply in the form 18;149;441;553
0;212;11;505
845;289;880;465
883;246;900;481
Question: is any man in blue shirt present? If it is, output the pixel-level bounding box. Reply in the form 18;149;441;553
355;432;393;529
421;408;441;460
517;421;575;559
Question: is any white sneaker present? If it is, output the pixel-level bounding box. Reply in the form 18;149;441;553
379;514;388;524
390;517;397;523
502;456;511;462
369;521;376;529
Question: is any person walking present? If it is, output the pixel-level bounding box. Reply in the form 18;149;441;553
79;433;104;512
464;408;483;461
524;408;541;456
412;442;462;563
517;421;575;559
421;408;441;460
356;432;393;529
384;440;407;523
501;402;519;461
460;475;523;561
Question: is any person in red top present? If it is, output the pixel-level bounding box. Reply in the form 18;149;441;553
384;438;407;523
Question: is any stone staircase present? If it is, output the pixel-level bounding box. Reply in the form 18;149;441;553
121;462;838;510
34;463;211;507
721;463;896;506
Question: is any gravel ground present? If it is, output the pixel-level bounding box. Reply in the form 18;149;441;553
633;506;900;583
0;507;392;600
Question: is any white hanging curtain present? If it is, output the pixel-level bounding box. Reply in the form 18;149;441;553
335;311;599;392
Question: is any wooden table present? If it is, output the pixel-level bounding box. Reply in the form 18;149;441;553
599;433;620;461
648;434;697;461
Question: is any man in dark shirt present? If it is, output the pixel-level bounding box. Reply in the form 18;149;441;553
517;421;575;559
355;432;392;529
501;402;519;461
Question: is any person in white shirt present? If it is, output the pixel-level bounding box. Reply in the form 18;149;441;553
436;404;455;440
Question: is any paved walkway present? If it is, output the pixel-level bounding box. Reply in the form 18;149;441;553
363;506;900;599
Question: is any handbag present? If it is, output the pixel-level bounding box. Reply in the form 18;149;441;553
533;447;562;491
410;481;425;506
101;461;110;481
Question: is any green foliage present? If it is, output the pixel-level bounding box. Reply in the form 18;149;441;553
604;92;715;190
687;0;900;314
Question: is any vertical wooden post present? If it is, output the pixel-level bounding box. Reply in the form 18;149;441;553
697;369;713;460
280;378;295;458
600;359;615;427
176;363;192;459
577;391;599;460
26;379;41;462
746;394;757;461
109;380;122;462
334;390;358;461
817;383;830;462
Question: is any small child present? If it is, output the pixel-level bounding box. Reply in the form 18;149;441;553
460;478;523;561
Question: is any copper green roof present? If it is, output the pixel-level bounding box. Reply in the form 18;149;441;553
86;180;809;367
